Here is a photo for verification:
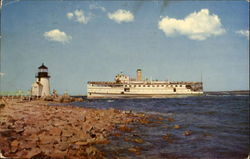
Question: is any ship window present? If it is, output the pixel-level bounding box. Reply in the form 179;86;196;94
134;85;136;87
152;85;155;87
147;85;150;87
180;85;182;87
138;85;141;87
125;85;127;87
143;85;145;87
175;85;178;87
124;88;130;92
162;85;164;87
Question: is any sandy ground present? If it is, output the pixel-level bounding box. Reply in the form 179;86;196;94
0;99;147;158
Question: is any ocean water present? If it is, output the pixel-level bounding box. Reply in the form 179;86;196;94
72;95;249;159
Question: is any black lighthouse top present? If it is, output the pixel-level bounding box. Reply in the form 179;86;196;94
36;63;50;78
38;63;48;69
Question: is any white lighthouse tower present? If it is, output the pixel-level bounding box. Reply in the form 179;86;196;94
31;63;50;97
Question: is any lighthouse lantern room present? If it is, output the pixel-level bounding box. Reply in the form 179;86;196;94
31;63;51;97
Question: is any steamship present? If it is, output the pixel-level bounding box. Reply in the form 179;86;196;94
87;69;203;99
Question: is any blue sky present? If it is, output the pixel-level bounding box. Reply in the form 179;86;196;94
0;0;249;95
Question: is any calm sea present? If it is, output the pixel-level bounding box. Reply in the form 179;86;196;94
72;95;249;159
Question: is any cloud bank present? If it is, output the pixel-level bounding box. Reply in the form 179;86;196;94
108;9;134;23
43;29;72;44
236;30;249;39
158;9;226;40
67;10;90;24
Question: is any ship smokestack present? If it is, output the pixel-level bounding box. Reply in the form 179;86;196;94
136;69;142;81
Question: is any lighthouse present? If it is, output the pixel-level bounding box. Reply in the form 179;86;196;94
31;63;51;97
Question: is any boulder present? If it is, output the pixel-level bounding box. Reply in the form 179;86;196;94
183;130;192;136
0;103;5;108
128;147;141;155
43;96;53;101
22;148;42;158
49;127;62;136
74;98;84;102
133;138;144;144
173;125;181;129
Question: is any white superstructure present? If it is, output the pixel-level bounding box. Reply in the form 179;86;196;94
87;69;203;99
31;63;50;97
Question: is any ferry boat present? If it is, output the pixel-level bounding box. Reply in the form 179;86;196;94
87;69;203;99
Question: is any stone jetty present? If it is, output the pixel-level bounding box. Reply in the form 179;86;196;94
0;98;145;158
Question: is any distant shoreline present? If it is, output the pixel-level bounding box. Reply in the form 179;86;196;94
205;90;249;95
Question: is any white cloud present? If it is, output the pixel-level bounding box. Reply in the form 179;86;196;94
43;29;72;44
0;72;5;77
158;9;226;40
67;9;90;24
67;12;74;19
236;30;249;39
108;9;134;24
89;4;106;12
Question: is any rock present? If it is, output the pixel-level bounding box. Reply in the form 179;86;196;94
39;144;53;155
93;137;109;145
10;146;18;153
111;133;121;137
86;146;99;156
74;98;84;102
0;138;10;156
58;142;69;151
38;133;56;145
23;148;42;158
49;149;67;159
0;103;5;108
173;125;181;129
133;138;144;144
138;118;151;124
167;117;175;122
0;129;13;137
11;140;19;147
183;130;192;136
43;96;53;101
118;125;133;132
157;116;164;120
0;150;6;158
62;129;74;137
124;137;130;142
122;110;132;114
49;127;62;136
128;147;141;155
75;141;89;146
163;133;173;143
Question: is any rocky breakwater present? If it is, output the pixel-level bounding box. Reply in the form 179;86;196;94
0;99;143;158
